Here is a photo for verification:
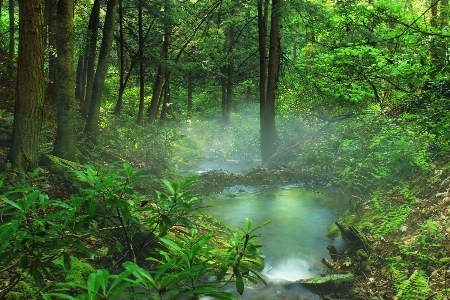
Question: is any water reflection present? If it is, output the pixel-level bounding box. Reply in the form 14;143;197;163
202;185;346;299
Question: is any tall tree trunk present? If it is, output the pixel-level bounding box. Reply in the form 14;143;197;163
147;40;168;123
147;1;171;123
160;76;170;121
221;66;227;122
75;54;83;101
114;0;125;115
84;0;118;142
136;0;145;124
45;0;58;107
76;1;99;107
8;0;15;76
8;0;45;171
258;0;269;161
222;22;234;125
81;0;101;117
187;70;192;117
261;0;281;164
0;0;3;18
53;0;76;161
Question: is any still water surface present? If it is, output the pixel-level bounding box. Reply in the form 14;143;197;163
202;185;346;299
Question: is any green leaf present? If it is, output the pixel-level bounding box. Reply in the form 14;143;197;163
86;199;95;218
180;175;199;190
245;218;252;232
161;214;172;227
248;220;272;234
71;241;94;259
235;269;244;295
20;256;29;269
42;293;75;299
63;253;72;271
97;269;110;295
160;238;181;251
155;259;176;281
33;269;45;287
0;226;14;242
1;196;23;211
116;240;123;252
123;163;132;178
87;272;100;299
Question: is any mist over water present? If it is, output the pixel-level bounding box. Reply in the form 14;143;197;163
203;185;346;299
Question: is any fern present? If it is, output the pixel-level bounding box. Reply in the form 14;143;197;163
393;269;430;300
374;203;410;238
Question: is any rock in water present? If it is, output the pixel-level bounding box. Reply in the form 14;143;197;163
297;274;355;292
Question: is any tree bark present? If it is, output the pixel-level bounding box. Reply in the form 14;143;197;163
260;0;281;164
76;1;99;107
84;0;118;142
114;0;125;115
53;0;76;161
8;0;45;171
136;0;145;124
187;70;192;117
81;0;101;117
8;0;15;76
75;54;84;101
160;76;170;121
45;0;58;107
258;0;268;122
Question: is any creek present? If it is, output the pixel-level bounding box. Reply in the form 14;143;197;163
201;184;346;300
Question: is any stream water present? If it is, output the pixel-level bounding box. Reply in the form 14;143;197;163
201;184;346;300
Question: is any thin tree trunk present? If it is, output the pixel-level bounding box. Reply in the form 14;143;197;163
75;53;83;101
147;0;219;123
114;0;125;115
258;0;269;160
53;0;76;161
136;0;145;124
45;0;58;107
160;77;169;121
84;0;118;142
76;1;99;108
81;0;101;117
187;70;192;117
147;65;165;122
0;0;3;17
221;66;227;122
8;0;15;76
8;0;45;171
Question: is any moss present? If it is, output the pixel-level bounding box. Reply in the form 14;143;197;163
6;280;38;300
53;256;95;285
327;214;358;238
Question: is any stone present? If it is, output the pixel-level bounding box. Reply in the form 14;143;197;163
297;274;355;292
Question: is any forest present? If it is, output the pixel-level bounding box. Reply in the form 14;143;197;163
1;0;450;299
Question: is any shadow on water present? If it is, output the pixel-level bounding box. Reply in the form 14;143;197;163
202;185;347;299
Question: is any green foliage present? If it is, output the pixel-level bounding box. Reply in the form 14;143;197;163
0;170;95;293
388;265;431;300
1;163;269;298
53;256;95;286
99;117;182;176
371;197;411;239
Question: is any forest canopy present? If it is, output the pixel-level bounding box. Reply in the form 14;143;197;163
1;0;450;299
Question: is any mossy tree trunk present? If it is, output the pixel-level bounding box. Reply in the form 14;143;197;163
8;0;45;171
53;0;76;161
